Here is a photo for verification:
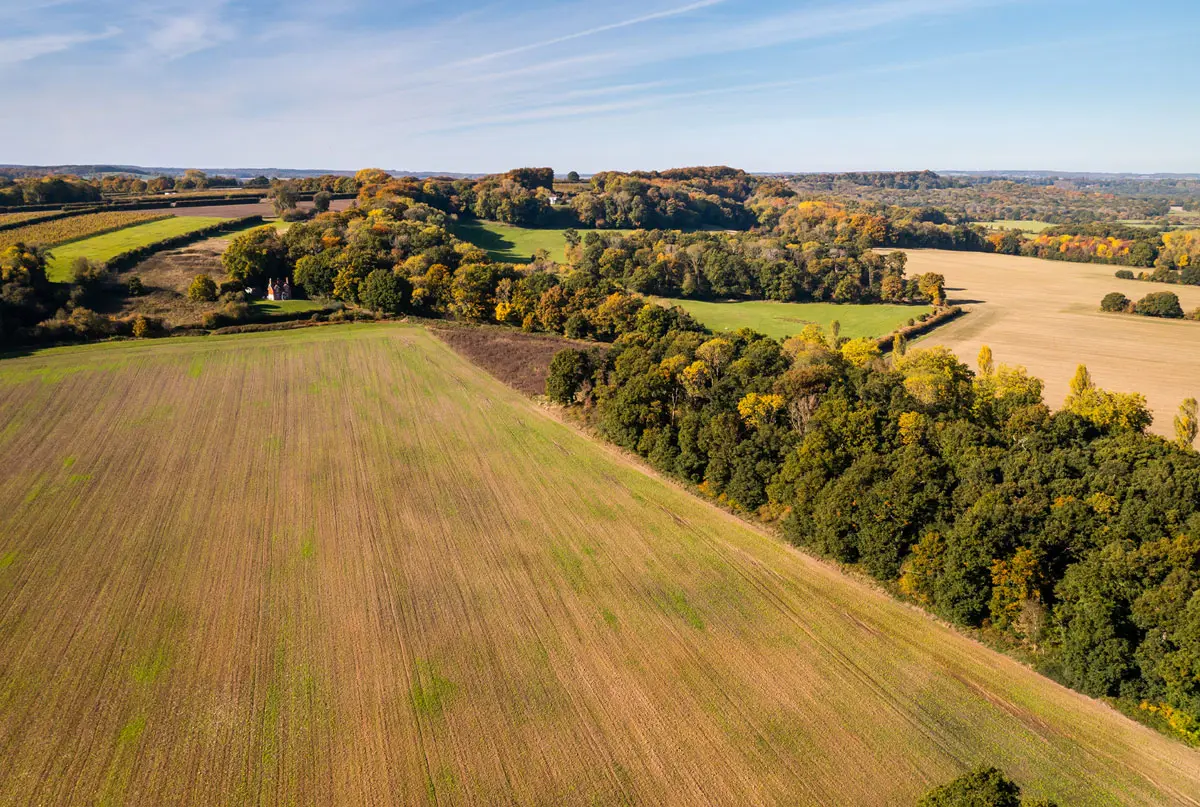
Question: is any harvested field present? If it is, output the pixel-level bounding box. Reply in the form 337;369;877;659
902;249;1200;440
1;324;1198;805
433;324;603;395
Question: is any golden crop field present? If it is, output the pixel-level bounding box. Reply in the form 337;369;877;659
1;324;1198;805
902;249;1200;440
0;210;170;251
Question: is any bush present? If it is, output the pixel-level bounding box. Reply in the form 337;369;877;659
131;316;149;338
70;257;108;287
1134;291;1183;319
564;312;589;339
918;766;1056;807
187;274;218;302
127;275;145;296
1187;307;1200;322
1100;292;1130;313
1114;269;1135;280
280;207;312;222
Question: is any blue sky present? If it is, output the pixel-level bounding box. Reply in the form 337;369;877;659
2;0;1197;173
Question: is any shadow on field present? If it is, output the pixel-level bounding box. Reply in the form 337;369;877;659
452;222;521;262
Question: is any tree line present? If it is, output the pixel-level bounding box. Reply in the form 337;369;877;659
546;308;1200;746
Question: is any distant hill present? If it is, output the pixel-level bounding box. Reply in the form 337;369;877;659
0;164;485;180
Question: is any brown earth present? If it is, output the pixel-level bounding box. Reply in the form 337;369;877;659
433;324;604;395
902;249;1200;441
1;324;1198;805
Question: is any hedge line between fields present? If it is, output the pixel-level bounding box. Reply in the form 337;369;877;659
103;215;264;272
876;305;966;352
0;209;96;233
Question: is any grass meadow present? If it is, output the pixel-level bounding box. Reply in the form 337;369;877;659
977;220;1056;233
45;216;230;280
451;220;632;263
0;324;1197;804
659;297;933;341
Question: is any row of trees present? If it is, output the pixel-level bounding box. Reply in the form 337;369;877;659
547;306;1200;744
562;228;943;304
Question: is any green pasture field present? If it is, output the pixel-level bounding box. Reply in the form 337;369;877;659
659;297;933;341
46;216;230;281
977;220;1056;234
451;220;632;263
1;324;1197;804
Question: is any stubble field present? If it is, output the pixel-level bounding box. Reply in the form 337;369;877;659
903;249;1200;440
1;324;1198;805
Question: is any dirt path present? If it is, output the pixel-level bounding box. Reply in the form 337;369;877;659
902;249;1200;440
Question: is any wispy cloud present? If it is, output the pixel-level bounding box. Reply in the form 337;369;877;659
454;0;728;66
0;26;120;65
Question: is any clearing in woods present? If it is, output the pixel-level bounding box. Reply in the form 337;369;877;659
903;249;1200;441
658;297;933;341
0;324;1198;805
451;220;633;263
45;216;230;281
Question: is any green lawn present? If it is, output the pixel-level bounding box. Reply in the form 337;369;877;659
46;216;230;280
660;298;933;341
977;220;1056;234
451;220;633;263
251;300;326;316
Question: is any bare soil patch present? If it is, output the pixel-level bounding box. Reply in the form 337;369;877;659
433;323;603;395
902;249;1200;439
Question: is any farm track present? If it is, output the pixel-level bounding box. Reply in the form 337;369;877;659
0;324;1198;805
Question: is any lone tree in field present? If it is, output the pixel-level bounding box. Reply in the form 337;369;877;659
566;171;580;182
546;348;591;405
1100;292;1131;312
313;191;332;213
1134;291;1183;318
270;183;299;216
1176;397;1199;449
187;274;217;302
918;766;1057;807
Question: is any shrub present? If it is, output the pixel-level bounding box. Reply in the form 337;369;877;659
564;313;589;338
1187;307;1200;321
917;766;1055;807
1134;291;1183;319
127;275;145;296
131;316;149;338
1100;292;1130;313
1114;269;1135;280
188;274;218;302
70;257;108;286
